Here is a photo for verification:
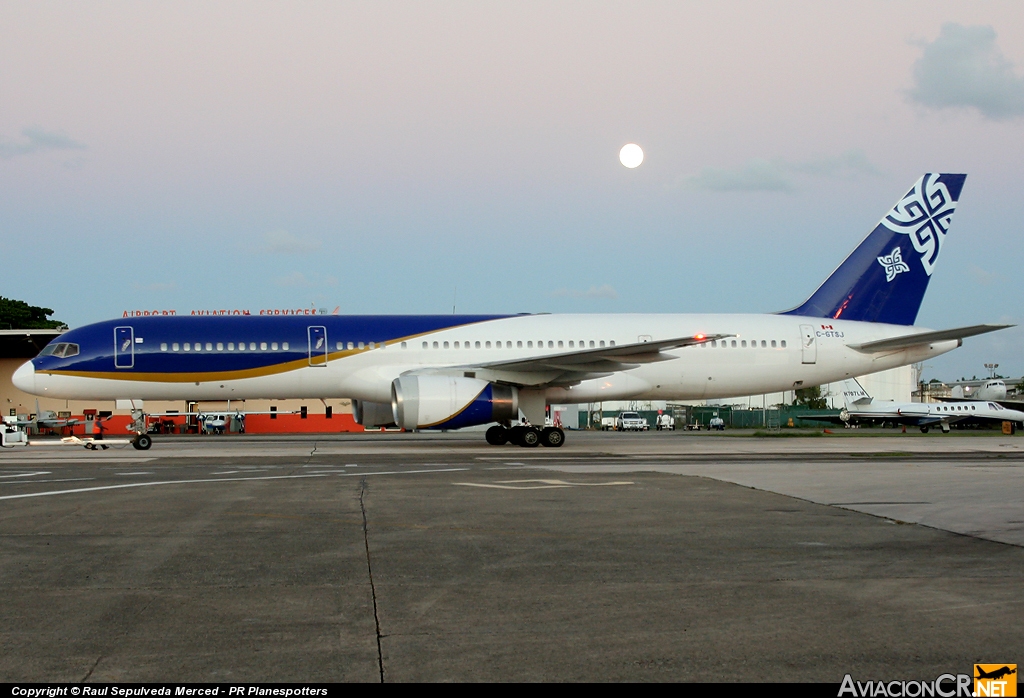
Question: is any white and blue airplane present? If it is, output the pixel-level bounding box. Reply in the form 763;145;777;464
12;173;1010;449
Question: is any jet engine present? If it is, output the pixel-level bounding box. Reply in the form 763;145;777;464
391;375;518;430
352;400;397;428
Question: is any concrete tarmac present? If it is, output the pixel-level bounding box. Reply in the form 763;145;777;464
1;430;1022;682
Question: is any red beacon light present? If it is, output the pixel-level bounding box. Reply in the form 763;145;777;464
694;333;706;340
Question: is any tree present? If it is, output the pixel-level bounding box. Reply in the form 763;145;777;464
0;297;67;330
793;385;828;409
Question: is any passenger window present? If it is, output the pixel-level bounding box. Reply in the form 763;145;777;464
527;341;533;348
589;341;595;348
217;343;224;351
161;343;168;351
345;342;353;350
558;341;563;348
443;341;449;349
599;340;605;347
761;340;767;347
548;341;554;348
711;340;717;347
486;341;492;348
781;340;787;348
402;342;408;349
569;341;574;348
172;343;179;351
260;342;267;351
475;341;481;348
741;340;747;348
432;341;438;349
205;343;212;351
731;340;736;348
771;340;777;347
358;342;365;350
184;344;191;352
271;342;278;351
454;341;460;349
609;340;615;346
518;341;523;348
282;342;289;350
422;341;428;349
249;343;256;350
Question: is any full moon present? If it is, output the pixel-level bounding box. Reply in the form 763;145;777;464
619;143;644;168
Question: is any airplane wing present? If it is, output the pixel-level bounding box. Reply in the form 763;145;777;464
846;324;1012;354
477;334;731;372
416;334;732;387
797;414;846;424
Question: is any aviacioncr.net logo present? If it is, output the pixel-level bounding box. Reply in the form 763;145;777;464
839;673;972;697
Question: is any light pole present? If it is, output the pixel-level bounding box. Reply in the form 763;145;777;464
985;363;999;379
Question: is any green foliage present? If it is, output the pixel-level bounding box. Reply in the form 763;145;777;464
0;297;67;330
793;385;828;410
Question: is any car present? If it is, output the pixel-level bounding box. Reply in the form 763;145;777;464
616;411;649;431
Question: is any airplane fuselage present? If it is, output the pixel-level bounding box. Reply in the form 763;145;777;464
15;313;959;406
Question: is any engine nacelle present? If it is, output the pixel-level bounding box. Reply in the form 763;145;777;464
391;375;518;430
352;400;397;428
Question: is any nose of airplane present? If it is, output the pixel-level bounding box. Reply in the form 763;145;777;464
12;361;35;394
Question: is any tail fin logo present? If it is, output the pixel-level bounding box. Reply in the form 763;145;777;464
877;246;910;282
880;173;957;276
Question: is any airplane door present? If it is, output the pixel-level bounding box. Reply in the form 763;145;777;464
308;326;328;366
800;324;816;364
114;326;135;368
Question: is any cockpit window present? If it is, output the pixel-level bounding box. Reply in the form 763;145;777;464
38;343;78;358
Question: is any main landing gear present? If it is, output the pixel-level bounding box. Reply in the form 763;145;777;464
485;424;564;448
132;434;152;450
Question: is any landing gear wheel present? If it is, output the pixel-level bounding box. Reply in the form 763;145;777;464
133;434;153;450
507;426;524;446
540;427;565;447
485;425;509;445
519;427;540;447
919;426;929;434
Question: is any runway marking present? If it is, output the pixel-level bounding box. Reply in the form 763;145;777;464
211;470;240;475
454;479;634;490
0;478;96;484
0;472;50;478
0;468;470;501
0;458;156;464
116;472;155;476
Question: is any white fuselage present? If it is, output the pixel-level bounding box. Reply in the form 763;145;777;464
25;314;959;405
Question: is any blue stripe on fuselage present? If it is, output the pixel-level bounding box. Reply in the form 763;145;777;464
32;314;513;375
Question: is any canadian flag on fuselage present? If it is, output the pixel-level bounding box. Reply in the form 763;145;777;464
781;173;966;326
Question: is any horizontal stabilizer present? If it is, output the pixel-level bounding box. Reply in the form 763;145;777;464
847;324;1012;353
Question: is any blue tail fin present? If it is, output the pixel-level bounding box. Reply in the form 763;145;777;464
780;173;966;326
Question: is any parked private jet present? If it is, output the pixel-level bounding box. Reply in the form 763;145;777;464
12;173;1011;448
832;378;1024;433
